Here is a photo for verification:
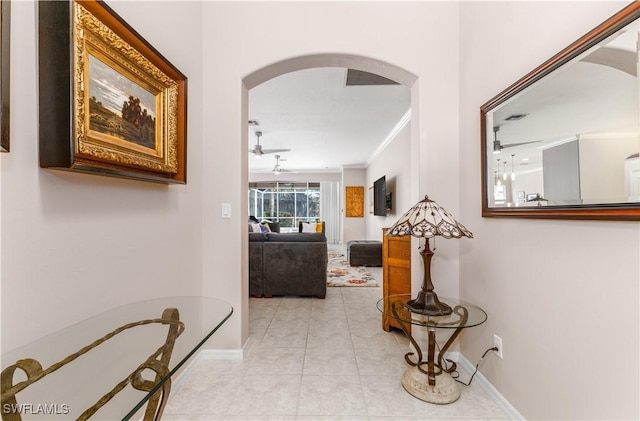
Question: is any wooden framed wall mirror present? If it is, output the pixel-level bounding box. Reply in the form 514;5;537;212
481;2;640;220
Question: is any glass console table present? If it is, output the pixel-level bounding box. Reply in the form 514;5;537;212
377;294;487;404
1;297;233;421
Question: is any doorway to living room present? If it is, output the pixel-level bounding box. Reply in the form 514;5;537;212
242;53;418;346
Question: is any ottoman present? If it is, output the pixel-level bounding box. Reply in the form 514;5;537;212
347;240;383;266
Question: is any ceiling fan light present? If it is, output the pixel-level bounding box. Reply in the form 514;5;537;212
510;154;515;181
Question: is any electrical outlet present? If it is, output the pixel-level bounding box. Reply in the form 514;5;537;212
493;334;503;359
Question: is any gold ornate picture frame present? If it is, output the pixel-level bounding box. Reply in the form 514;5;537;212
38;0;187;183
1;0;10;153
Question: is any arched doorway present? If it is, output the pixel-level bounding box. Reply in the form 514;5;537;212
243;54;417;90
240;53;419;346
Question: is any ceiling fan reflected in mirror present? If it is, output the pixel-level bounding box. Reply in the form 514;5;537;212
249;131;291;159
492;126;541;154
272;154;290;175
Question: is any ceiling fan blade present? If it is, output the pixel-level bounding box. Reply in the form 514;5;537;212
262;149;291;154
501;140;542;149
493;126;542;152
273;168;293;174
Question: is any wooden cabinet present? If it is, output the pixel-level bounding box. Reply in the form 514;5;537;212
382;228;411;332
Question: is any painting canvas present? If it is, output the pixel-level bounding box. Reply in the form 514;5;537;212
346;186;365;217
88;55;157;150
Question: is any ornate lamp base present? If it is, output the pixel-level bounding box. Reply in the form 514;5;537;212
403;242;453;316
401;366;460;404
404;291;453;316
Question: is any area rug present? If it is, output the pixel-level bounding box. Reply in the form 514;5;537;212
327;250;378;287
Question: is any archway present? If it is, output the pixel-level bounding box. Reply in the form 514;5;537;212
243;53;417;90
240;53;420;347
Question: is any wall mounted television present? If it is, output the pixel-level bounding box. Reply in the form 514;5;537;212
373;176;388;216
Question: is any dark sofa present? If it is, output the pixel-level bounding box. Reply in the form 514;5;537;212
249;232;328;299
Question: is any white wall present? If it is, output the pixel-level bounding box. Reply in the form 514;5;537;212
1;1;205;351
580;135;638;204
510;169;543;207
342;167;366;243
459;2;639;419
366;122;412;241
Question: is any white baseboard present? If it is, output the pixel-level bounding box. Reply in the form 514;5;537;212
451;352;525;420
199;348;246;360
169;338;251;397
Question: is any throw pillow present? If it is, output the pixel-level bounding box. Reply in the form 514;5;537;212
267;222;280;233
259;224;269;233
316;222;323;232
250;222;262;233
301;222;317;233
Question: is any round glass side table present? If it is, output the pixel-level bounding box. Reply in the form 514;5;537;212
377;294;487;404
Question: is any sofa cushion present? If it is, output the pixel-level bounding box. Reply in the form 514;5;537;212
263;221;280;233
249;232;268;242
263;241;327;298
299;221;325;234
266;232;326;242
249;240;264;297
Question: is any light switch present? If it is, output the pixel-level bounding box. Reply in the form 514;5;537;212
221;203;231;219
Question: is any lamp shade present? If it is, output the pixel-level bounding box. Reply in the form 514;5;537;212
388;196;473;239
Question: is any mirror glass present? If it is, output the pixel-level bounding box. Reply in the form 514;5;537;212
482;4;640;219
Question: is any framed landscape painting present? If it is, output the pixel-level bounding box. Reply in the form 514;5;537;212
38;0;187;183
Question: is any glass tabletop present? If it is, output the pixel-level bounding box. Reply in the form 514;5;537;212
1;296;233;420
377;294;487;329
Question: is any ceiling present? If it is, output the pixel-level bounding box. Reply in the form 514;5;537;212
248;67;411;174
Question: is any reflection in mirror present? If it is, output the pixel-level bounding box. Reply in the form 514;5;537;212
482;3;640;219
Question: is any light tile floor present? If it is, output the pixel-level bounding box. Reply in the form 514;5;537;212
164;264;509;420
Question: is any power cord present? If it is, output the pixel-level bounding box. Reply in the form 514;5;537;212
439;346;499;386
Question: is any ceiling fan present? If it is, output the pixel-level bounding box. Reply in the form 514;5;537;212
492;126;541;154
249;131;291;159
272;154;290;175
